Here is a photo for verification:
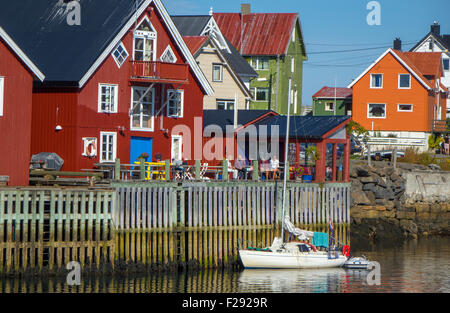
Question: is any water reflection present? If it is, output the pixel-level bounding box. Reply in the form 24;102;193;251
0;237;449;293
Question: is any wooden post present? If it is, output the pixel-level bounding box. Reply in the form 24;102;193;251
139;158;145;180
165;160;170;181
285;161;290;181
195;160;201;180
114;158;121;180
252;160;259;181
392;147;397;168
222;159;228;181
367;144;372;167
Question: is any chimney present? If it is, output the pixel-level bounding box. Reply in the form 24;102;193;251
393;38;402;51
431;22;440;36
241;3;251;15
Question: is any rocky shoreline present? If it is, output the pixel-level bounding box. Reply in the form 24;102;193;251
350;159;449;246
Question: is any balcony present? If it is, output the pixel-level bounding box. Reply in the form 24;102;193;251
130;61;189;84
432;120;448;133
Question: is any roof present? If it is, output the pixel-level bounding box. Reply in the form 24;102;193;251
410;31;450;52
171;16;211;36
213;13;300;56
248;115;351;139
0;0;213;94
203;110;277;133
183;36;209;55
402;52;443;76
312;86;352;99
0;27;44;81
172;15;257;78
348;48;444;91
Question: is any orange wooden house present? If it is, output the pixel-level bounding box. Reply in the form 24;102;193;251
348;48;448;151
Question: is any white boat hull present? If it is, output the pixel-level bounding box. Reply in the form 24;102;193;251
239;250;347;269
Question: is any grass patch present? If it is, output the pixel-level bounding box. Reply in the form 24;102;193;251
398;148;450;171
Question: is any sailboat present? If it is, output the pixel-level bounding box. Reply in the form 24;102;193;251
238;78;349;269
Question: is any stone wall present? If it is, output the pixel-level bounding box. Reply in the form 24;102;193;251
350;160;450;244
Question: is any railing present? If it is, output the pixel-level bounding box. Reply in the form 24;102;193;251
366;136;426;147
432;120;448;133
130;60;189;83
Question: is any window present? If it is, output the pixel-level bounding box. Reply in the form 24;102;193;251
133;17;157;61
398;74;411;89
397;104;413;112
131;86;154;130
0;77;4;116
370;74;383;88
291;58;295;73
325;102;334;112
254;87;270;102
212;63;223;82
251;57;269;70
100;132;117;162
167;89;184;118
112;42;129;68
160;45;177;63
367;103;386;118
217;99;235;110
98;84;118;113
443;59;450;71
171;135;182;161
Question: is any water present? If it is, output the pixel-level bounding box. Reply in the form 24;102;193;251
1;237;449;293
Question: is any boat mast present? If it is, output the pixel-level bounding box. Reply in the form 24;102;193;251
281;77;292;244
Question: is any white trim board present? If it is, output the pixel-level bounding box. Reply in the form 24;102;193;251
0;27;45;81
79;0;213;96
347;48;432;91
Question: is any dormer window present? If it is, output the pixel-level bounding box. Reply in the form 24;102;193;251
133;16;157;62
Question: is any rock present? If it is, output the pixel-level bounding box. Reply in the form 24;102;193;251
352;190;371;205
374;186;395;200
385;201;395;210
363;183;376;192
360;176;376;184
356;167;370;177
428;164;441;171
396;211;415;220
400;220;418;234
366;191;376;203
415;203;430;213
375;198;388;206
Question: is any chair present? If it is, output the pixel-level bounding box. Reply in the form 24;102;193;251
199;163;210;181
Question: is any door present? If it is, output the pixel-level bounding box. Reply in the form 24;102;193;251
130;136;153;163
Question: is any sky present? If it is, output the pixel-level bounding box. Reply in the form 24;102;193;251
164;0;450;107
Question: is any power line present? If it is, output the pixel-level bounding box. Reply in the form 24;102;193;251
307;42;416;55
304;39;420;47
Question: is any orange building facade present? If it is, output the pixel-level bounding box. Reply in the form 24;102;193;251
349;49;448;151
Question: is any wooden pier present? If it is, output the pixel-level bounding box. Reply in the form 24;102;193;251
0;182;350;275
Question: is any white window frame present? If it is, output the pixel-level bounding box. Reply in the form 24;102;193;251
160;45;177;63
367;103;386;119
251;57;270;71
0;77;4;116
325;101;334;112
99;132;117;163
398;74;411;89
370;73;383;89
291;58;295;73
212;63;223;82
98;84;118;113
133;16;157;62
171;135;183;161
167;89;184;118
443;58;450;71
130;86;155;131
254;87;270;102
397;104;413;112
112;42;129;68
216;99;235;110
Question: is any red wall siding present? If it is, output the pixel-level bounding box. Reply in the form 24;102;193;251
0;38;34;186
31;88;78;171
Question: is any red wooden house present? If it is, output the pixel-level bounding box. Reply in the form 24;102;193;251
0;27;45;186
1;0;213;179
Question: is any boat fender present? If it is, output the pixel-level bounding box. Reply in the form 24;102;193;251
307;243;317;252
342;245;350;258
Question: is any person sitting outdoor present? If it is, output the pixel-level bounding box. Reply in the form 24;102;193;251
227;156;238;180
269;155;279;180
172;158;184;180
234;154;247;180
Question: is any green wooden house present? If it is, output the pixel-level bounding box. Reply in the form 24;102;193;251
312;86;352;116
214;4;307;115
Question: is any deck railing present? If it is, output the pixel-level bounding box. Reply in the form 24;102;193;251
130;60;189;83
432;120;447;133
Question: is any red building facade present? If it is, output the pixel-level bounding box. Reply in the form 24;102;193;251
31;1;212;173
0;28;45;186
